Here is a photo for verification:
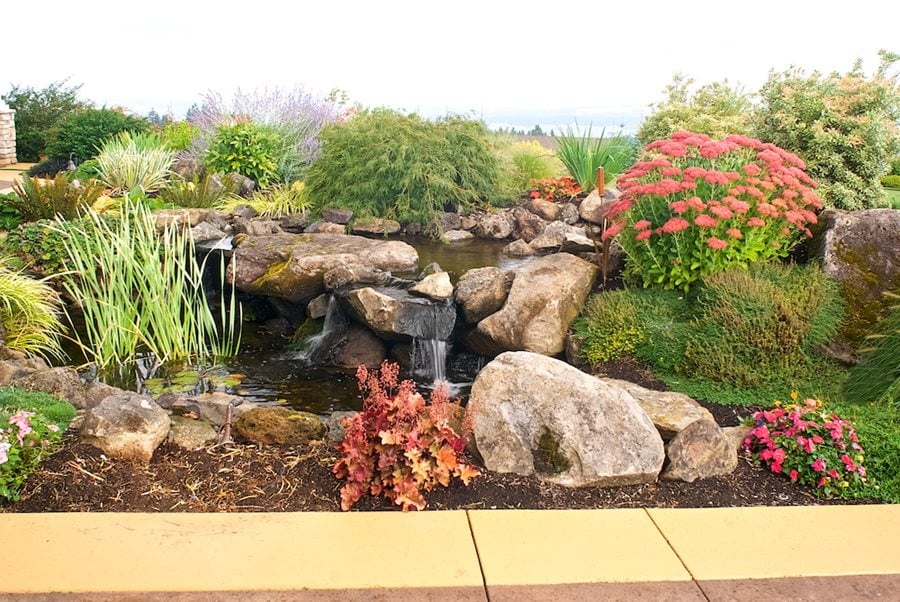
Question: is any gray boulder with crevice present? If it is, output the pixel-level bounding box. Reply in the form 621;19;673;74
661;418;738;483
469;352;665;487
80;392;170;465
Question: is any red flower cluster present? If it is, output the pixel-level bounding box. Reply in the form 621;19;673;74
528;177;582;202
745;395;869;498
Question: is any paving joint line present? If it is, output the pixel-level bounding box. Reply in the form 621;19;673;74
643;509;711;602
464;511;491;602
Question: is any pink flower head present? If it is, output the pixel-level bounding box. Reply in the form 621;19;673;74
727;198;750;213
694;214;718;228
789;469;799;482
0;441;10;465
601;221;625;241
686;196;706;211
747;217;766;227
742;164;761;177
669;200;688;214
811;458;826;473
635;229;652;241
706;237;727;250
661;217;690;234
710;205;734;219
10;411;34;445
757;203;780;217
633;219;652;231
726;228;743;239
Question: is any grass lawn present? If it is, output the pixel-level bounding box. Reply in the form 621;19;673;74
884;187;900;209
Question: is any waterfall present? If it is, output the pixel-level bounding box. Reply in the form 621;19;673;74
411;338;448;384
295;296;344;362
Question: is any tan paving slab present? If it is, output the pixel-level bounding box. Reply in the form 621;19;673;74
648;505;900;580
698;574;900;601
0;512;484;594
468;509;693;586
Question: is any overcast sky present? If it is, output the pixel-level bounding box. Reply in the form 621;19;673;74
3;0;897;130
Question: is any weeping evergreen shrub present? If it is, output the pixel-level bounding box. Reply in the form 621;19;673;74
306;110;510;233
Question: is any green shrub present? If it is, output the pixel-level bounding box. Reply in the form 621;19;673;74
637;75;754;146
159;174;233;209
26;158;70;178
882;174;900;188
0;387;76;428
45;107;149;162
1;80;89;162
159;121;199;152
754;52;900;210
95;131;175;194
607;131;822;291
306;110;508;232
555;125;635;192
9;173;105;221
574;291;644;363
219;181;311;217
73;158;99;180
493;136;564;194
2;218;91;276
0;193;23;231
203;121;279;187
0;259;65;360
843;294;899;404
831;396;900;502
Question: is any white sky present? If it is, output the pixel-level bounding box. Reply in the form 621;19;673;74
2;0;897;129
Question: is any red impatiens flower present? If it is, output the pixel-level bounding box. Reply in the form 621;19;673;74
811;458;826;473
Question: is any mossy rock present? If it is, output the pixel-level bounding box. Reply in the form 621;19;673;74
233;407;325;445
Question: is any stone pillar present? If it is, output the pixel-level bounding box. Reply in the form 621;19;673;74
0;101;17;167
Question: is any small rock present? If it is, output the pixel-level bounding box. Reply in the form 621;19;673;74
233;219;283;236
474;212;514;239
168;415;218;450
231;204;258;219
323;265;392;291
279;213;308;233
439;212;462;232
723;425;753;456
233;407;325;445
560;231;596;254
172;156;204;181
325;411;359;445
323;208;353;224
410;272;454;301
559;203;580;224
351;218;401;236
442;229;474;242
80;392;170;465
304;221;347;234
225;173;256;197
307;294;331;320
602;379;714;441
190;221;227;242
512;207;547;243
662;419;738;483
578;188;621;224
83;382;125;410
527;198;561;221
503;239;534;257
318;324;386;370
529;221;583;251
154;208;210;229
172;392;244;427
460;216;478;230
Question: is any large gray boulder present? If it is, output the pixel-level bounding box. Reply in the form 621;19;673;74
454;267;509;323
469;352;665;487
467;253;597;355
344;287;456;341
228;233;418;304
578;188;622;224
602;379;714;441
80;392;170;465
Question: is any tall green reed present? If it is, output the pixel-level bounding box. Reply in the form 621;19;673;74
555;124;634;191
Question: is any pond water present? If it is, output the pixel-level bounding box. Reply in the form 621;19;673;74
67;236;513;416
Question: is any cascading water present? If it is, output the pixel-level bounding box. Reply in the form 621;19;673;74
411;337;448;384
294;295;344;362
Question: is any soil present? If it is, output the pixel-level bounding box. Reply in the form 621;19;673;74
1;357;872;514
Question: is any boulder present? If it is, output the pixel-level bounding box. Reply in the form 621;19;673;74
228;233;418;304
83;382;125;410
559;202;580;225
468;352;665;487
529;222;586;251
323;208;353;224
304;221;346;235
460;216;479;231
80;392;170;465
351;218;401;236
279;213;308;233
724;425;753;456
343;287;456;340
439;212;462;232
16;367;86;409
0;355;47;386
474;212;514;239
171;392;246;427
503;239;535;257
442;229;474;243
661;419;738;483
233;407;325;445
231;204;259;219
190;221;227;242
469;253;597;355
154;208;211;229
527;198;561;222
233;219;283;236
316;323;386;370
307;294;331;320
325;411;359;445
225;172;256;197
410;272;453;301
560;231;596;254
601;379;714;441
455;267;509;324
578;188;621;224
323;265;392;291
513;207;547;243
172;156;204;181
168;416;218;450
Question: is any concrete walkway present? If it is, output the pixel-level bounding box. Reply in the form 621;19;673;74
0;162;33;192
1;505;898;600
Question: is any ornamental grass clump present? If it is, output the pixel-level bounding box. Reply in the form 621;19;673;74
0;259;65;360
745;395;873;499
555;125;634;191
605;131;823;290
95;131;176;194
333;361;479;511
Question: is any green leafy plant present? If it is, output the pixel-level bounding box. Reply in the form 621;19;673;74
0;387;76;429
333;361;479;511
0;259;65;360
1;219;85;276
882;175;900;188
605;131;823;291
159;121;199;152
637;74;754;146
843;293;899;404
159;174;233;209
72;158;99;181
754;52;900;210
203;121;279;187
528;177;582;201
219;181;311;217
9;174;105;222
307;110;508;233
0;193;23;230
56;198;241;370
1;80;89;162
95;131;175;194
0;407;66;500
555;124;634;192
573;290;644;363
45;107;149;162
745;395;872;499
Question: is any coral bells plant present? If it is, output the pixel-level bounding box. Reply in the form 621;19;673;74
333;361;480;511
528;177;582;201
0;410;63;501
744;394;872;499
605;131;823;290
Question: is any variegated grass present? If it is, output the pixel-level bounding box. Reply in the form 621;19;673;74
95;131;176;195
0;259;65;360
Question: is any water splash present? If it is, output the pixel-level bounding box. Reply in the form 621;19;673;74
411;338;448;385
294;296;345;362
